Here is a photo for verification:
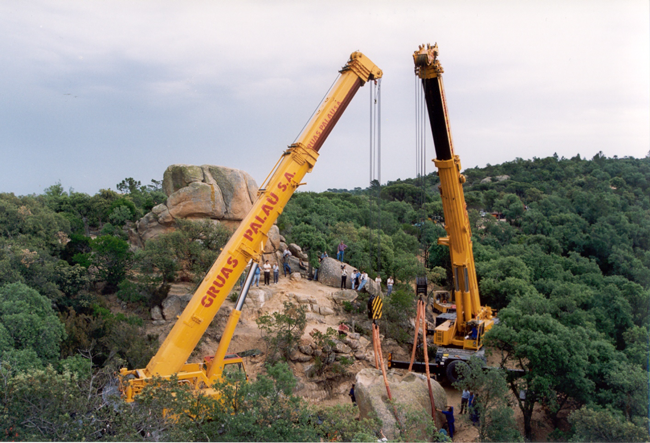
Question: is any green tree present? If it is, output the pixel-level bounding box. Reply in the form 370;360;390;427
568;407;650;442
494;193;525;224
382;287;416;344
89;235;133;292
0;282;66;369
453;357;522;442
0;364;117;441
311;404;380;442
485;295;595;440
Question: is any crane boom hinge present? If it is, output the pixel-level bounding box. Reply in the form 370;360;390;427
288;143;319;171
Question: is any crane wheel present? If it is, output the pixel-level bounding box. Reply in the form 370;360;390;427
445;359;468;383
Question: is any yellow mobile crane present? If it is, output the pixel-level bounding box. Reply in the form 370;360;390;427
413;43;495;352
120;52;382;401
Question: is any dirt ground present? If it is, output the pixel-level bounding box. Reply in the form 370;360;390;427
134;276;553;442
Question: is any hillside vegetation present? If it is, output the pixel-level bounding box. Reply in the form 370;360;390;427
0;153;648;441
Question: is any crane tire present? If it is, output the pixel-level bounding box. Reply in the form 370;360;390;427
445;359;468;383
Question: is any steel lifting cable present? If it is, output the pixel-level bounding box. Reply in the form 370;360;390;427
415;73;429;264
367;81;400;426
293;73;341;144
369;79;382;276
375;80;382;274
407;298;438;426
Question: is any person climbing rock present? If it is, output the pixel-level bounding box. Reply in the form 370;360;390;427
437;406;455;439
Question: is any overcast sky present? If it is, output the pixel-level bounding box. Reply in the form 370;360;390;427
1;1;648;197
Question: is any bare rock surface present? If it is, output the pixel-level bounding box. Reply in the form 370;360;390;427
245;287;273;308
151;305;163;320
146;273;452;441
136;164;259;243
331;290;358;303
161;295;181;320
318;258;354;289
355;368;447;440
319;258;382;296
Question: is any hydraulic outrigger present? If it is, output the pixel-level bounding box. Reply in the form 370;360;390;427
120;52;382;401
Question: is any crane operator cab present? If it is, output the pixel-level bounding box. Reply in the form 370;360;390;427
432;290;456;314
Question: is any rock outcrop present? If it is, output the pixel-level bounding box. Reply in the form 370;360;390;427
480;174;509;184
355;368;447;440
318;258;382;295
136;164;259;243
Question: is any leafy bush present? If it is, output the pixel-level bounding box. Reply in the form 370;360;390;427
0;282;66;369
568;407;649;442
116;279;148;303
89;234;133;292
256;301;306;364
309;327;352;376
382;287;416;344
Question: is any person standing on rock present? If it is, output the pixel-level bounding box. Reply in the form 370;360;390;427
350;269;358;290
272;263;279;284
282;249;292;277
253;265;261;287
340;265;348;289
263;260;271;285
314;253;321;281
375;274;382;291
336;241;347;262
357;271;368;292
386;276;394;296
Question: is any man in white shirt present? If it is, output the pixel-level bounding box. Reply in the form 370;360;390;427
263;260;271;285
357;272;368;291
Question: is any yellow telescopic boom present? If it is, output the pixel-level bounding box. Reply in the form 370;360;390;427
413;44;494;349
121;52;382;400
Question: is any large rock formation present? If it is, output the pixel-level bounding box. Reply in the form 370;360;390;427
355;368;447;440
136;164;259;243
318;258;382;295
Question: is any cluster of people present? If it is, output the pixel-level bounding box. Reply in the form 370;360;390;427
343;269;395;294
251;260;281;287
435;391;480;440
347;269;368;291
461;389;480;424
249;246;317;287
247;241;397;296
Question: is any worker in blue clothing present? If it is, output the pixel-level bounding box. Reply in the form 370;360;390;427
252;265;261;287
348;383;356;406
469;393;480;425
437;406;455;439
